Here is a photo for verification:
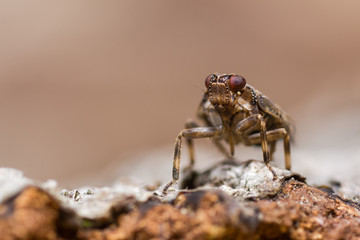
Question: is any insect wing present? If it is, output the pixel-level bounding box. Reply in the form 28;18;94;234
257;91;295;137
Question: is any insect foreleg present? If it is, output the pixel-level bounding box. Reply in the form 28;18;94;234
184;119;199;168
184;120;230;168
162;126;222;194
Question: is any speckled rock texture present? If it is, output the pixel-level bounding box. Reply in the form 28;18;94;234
0;160;359;240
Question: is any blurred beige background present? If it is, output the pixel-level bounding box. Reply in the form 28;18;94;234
0;1;359;188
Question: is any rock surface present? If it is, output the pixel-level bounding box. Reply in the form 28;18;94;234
0;160;359;240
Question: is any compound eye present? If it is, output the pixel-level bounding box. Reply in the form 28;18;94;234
229;75;246;92
205;74;214;88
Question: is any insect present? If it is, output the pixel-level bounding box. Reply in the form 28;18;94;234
163;73;294;193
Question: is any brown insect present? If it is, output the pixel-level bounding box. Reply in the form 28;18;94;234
163;73;294;193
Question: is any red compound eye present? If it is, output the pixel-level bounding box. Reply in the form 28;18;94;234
205;74;214;88
229;75;246;92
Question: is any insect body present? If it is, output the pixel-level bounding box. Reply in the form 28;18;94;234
163;73;294;193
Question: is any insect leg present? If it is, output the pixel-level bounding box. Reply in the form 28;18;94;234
198;114;230;158
184;119;199;169
228;134;235;157
247;128;291;170
162;126;223;194
186;119;231;160
234;115;261;135
284;133;291;170
234;114;277;179
184;120;231;169
257;115;277;179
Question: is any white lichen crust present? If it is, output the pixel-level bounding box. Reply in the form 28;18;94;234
190;159;303;200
